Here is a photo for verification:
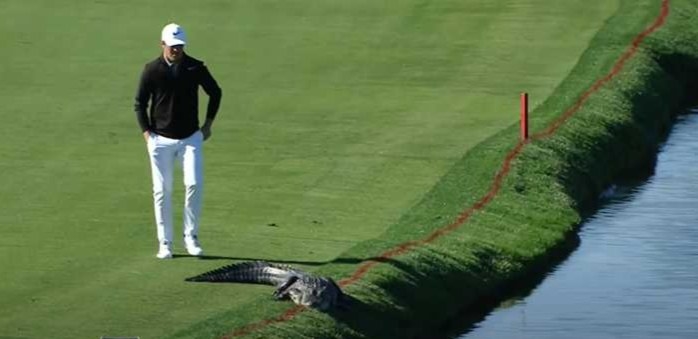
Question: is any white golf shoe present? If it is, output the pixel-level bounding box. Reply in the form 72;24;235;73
184;235;203;256
156;241;173;259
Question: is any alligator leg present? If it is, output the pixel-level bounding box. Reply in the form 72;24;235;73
272;275;299;300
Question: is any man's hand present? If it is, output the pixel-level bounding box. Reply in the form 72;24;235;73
143;130;150;142
202;119;214;141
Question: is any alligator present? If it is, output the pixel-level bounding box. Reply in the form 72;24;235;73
185;260;347;312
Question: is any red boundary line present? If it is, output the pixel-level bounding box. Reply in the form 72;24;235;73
221;1;670;337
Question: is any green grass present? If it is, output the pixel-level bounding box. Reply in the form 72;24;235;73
0;0;641;338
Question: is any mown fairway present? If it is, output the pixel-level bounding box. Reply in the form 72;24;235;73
0;0;617;338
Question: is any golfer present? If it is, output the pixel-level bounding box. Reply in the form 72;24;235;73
134;23;222;259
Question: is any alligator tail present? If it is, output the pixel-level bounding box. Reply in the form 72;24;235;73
185;260;291;285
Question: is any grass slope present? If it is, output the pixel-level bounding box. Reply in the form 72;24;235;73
0;1;618;338
211;1;698;339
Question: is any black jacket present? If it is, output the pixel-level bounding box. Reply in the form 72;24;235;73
135;53;222;139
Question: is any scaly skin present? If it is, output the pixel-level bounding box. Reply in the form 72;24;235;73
186;261;346;312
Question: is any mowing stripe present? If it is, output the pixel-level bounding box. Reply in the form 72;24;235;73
220;1;670;337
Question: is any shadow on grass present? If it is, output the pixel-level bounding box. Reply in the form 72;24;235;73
326;293;412;339
176;254;369;266
420;233;581;339
325;232;582;339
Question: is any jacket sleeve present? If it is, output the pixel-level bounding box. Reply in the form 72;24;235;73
134;65;152;132
198;64;222;121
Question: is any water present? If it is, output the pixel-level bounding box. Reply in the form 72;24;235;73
457;112;698;339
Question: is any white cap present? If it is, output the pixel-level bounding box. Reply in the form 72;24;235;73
161;23;186;46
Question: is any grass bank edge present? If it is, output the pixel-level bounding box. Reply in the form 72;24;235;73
172;0;698;338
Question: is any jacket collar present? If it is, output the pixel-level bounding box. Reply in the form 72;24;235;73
159;53;189;67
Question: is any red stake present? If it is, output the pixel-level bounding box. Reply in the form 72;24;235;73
520;92;529;141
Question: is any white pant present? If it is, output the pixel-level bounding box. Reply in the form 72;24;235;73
146;130;204;244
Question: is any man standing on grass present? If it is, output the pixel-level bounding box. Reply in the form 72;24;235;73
134;23;222;259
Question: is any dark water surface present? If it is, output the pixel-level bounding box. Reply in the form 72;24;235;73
457;112;698;339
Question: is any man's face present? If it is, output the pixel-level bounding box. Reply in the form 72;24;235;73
162;43;184;63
